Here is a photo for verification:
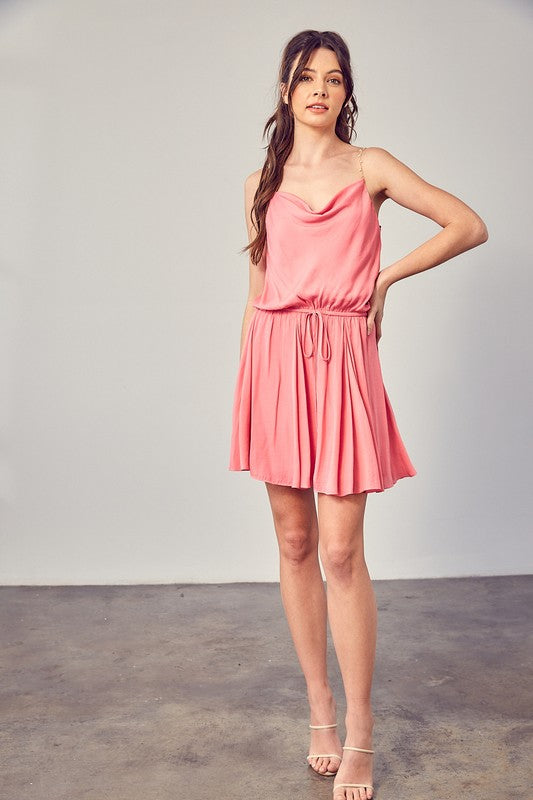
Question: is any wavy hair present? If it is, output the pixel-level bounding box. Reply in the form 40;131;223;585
242;30;359;265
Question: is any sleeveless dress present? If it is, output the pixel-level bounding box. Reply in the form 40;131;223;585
228;149;417;496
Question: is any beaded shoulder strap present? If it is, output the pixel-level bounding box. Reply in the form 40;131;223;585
357;146;366;181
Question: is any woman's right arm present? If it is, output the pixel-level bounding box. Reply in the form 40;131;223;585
240;171;266;358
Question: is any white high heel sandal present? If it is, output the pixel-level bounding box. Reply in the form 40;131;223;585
305;722;343;777
333;744;375;796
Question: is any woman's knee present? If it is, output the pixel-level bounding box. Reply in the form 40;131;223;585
319;527;367;578
278;526;316;564
317;492;367;577
320;540;364;575
265;483;318;564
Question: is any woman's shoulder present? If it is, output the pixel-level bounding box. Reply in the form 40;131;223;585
244;168;262;192
243;170;264;225
345;145;403;199
349;145;402;187
349;143;393;163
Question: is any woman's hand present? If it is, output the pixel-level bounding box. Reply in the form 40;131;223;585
366;273;389;342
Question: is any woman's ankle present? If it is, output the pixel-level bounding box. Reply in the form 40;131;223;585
345;704;374;729
307;682;336;719
307;680;334;701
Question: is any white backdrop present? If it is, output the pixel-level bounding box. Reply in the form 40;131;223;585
0;0;531;584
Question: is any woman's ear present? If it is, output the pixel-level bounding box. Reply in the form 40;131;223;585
280;82;288;105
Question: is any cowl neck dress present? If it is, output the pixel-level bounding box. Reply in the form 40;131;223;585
228;160;417;496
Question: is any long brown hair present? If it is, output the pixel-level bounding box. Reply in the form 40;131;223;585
242;30;359;265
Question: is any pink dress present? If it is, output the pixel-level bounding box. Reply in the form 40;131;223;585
228;166;417;496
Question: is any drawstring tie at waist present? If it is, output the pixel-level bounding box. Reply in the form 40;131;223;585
296;307;368;362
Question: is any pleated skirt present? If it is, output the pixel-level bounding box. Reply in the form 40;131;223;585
228;307;417;496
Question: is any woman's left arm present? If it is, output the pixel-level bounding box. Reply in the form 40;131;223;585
366;147;489;339
372;146;488;291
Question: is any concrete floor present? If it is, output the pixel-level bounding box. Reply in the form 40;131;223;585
1;576;531;800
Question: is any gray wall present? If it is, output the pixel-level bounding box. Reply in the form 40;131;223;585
0;0;531;584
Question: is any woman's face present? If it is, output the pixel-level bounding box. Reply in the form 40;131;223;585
282;47;347;127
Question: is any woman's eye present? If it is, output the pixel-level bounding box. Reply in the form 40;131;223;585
299;75;342;84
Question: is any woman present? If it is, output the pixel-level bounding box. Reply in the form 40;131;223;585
228;29;488;800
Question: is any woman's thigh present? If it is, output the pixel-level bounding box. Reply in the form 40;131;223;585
264;482;319;557
316;491;368;562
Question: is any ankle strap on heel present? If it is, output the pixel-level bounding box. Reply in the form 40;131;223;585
309;723;337;729
342;745;374;753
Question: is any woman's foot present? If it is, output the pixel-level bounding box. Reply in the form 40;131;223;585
333;711;375;799
307;686;343;775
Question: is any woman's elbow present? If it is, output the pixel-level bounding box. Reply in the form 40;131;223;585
469;211;489;245
476;219;489;244
459;214;489;247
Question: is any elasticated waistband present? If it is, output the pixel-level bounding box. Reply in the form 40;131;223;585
253;306;369;362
